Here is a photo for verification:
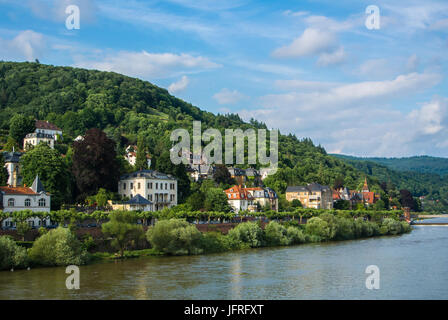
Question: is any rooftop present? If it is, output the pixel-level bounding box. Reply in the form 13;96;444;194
120;169;176;181
35;120;62;131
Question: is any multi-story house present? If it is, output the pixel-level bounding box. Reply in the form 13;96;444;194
228;167;247;185
244;187;279;211
224;185;255;213
118;170;177;211
2;150;21;186
23;120;63;150
286;183;333;209
0;175;51;228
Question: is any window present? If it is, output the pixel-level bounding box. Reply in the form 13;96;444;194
38;198;46;207
156;183;158;190
123;183;126;190
25;199;31;207
165;183;168;190
149;194;153;201
138;182;141;189
149;182;153;189
8;198;14;207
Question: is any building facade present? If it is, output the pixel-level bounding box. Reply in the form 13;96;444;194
224;185;255;213
244;187;279;211
118;170;177;211
286;183;333;209
0;175;51;228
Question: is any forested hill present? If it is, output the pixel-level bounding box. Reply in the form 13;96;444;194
332;154;448;176
0;61;443;209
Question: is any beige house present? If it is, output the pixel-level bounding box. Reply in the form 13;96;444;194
23;132;55;150
286;183;333;209
118;170;177;211
245;187;278;211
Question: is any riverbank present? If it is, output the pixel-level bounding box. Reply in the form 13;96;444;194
1;214;412;271
3;225;447;300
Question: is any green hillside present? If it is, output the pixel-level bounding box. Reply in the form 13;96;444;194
333;154;448;176
0;61;445;211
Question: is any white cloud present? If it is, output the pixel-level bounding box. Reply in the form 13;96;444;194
168;75;190;94
213;88;246;105
317;46;347;66
74;51;221;79
238;72;444;156
272;28;337;58
406;54;419;72
0;30;45;61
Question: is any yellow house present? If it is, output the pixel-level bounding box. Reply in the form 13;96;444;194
286;183;333;209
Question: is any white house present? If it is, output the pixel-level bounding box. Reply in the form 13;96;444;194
34;120;63;141
223;185;254;213
0;175;51;229
118;170;177;211
125;145;151;168
23;132;55;150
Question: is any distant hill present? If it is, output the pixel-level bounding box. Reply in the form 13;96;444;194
0;61;446;212
332;155;448;176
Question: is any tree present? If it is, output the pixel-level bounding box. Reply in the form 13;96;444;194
373;199;386;211
400;189;418;211
204;187;232;212
291;199;302;208
333;177;344;189
0;153;8;186
101;211;144;257
20;144;72;209
146;219;203;255
95;188;109;207
135;136;148;170
29;227;88;266
0;236;29;270
213;164;234;186
9;114;35;144
72;128;120;200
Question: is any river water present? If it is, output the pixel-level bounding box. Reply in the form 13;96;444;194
1;223;448;300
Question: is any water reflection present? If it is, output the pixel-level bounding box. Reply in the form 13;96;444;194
1;226;448;299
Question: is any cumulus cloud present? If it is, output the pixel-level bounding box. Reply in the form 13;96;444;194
74;51;221;79
213;88;247;105
272;28;337;58
0;30;46;61
168;75;190;94
239;72;445;156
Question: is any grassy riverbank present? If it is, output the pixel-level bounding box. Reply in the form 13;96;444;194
1;212;412;271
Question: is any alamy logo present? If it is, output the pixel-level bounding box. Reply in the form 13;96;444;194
65;5;80;30
65;265;80;290
365;265;380;290
365;5;380;30
170;121;278;175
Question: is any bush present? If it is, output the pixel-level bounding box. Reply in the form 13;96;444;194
199;232;243;253
264;221;289;246
286;226;306;244
146;219;203;255
335;217;355;240
305;217;332;241
380;218;404;235
29;227;88;266
0;236;29;270
227;222;264;248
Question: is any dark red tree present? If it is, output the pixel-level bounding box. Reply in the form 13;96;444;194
72;128;120;200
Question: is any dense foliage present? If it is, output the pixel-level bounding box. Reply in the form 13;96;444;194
0;236;29;270
28;227;88;266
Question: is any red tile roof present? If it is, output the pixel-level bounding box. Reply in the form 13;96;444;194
35;120;62;131
224;185;253;200
0;186;38;195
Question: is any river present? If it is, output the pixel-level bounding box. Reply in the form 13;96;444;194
1;222;448;300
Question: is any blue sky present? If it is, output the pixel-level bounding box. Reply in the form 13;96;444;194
1;0;448;157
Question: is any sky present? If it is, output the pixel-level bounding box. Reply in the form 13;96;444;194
0;0;447;158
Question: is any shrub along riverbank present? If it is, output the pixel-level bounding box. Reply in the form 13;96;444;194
0;211;412;271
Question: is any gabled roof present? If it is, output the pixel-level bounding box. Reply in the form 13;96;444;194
0;186;38;195
286;186;307;193
31;175;46;193
35;120;62;131
125;194;152;205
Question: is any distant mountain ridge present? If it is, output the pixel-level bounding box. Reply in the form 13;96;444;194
332;155;448;176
